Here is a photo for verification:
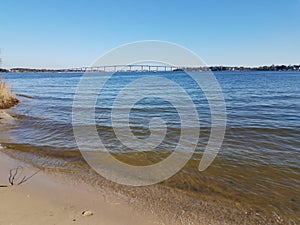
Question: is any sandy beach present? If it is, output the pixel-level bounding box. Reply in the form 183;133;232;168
0;152;161;225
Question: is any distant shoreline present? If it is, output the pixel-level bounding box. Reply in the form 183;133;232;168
1;64;300;73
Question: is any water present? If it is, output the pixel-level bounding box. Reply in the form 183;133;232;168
1;71;300;223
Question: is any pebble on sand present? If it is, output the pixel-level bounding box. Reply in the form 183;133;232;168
82;210;93;217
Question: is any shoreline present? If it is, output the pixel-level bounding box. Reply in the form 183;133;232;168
0;151;160;225
0;109;297;225
1;145;289;225
0;148;230;225
0;108;161;225
2;64;300;73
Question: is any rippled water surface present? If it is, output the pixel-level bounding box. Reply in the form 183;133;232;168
1;71;300;222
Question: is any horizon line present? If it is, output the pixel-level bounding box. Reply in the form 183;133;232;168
1;63;300;70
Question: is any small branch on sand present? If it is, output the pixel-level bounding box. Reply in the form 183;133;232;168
9;166;21;185
8;166;41;186
17;170;41;185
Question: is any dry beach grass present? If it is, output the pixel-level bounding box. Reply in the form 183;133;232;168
0;78;19;109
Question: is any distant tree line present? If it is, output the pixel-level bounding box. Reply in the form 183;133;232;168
0;68;9;72
182;64;300;72
1;64;300;73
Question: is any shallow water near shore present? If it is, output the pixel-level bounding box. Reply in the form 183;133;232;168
1;71;300;223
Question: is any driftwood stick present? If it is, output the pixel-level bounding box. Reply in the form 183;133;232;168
8;166;40;186
17;176;27;185
17;170;40;185
9;166;22;185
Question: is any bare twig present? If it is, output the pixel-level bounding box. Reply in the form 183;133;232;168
17;170;40;185
8;166;40;186
9;166;22;185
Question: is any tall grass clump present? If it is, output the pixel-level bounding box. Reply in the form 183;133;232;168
0;78;19;109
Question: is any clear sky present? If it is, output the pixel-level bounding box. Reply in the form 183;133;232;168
0;0;299;68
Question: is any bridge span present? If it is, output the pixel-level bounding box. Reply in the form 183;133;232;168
65;64;180;72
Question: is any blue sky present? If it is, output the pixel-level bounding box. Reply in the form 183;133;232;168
0;0;299;68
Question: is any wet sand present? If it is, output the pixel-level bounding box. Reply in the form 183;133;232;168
0;152;160;225
1;149;287;225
